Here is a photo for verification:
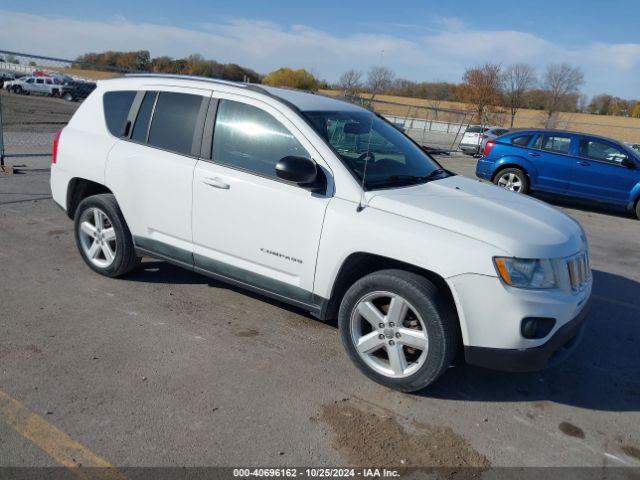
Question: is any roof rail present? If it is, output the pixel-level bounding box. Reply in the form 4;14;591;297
124;73;259;89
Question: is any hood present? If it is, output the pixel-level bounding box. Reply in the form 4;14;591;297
366;176;585;259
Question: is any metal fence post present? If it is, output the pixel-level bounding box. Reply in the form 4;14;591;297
0;91;5;168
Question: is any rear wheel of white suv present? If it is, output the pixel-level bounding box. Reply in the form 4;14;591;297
74;194;140;277
338;270;457;392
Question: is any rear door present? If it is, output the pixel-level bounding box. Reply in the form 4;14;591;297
570;137;640;205
106;87;211;259
528;133;576;193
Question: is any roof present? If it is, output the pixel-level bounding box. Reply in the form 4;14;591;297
123;73;363;113
259;85;363;112
506;128;634;145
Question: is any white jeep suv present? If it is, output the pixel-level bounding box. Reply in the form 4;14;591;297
50;74;592;392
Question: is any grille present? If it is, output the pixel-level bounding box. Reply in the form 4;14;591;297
567;252;591;293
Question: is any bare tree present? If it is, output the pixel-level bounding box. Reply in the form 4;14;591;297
542;63;584;127
461;63;503;125
367;66;395;101
503;63;536;128
338;69;363;97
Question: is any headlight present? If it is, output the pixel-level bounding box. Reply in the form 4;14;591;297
494;257;557;289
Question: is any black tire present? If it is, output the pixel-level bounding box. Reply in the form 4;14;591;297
493;167;530;194
13;85;22;94
338;270;458;392
73;194;140;277
63;92;74;102
635;200;640;220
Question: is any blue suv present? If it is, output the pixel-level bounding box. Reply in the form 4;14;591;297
476;130;640;219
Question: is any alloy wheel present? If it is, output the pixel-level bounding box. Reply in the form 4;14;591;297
497;172;523;192
350;291;429;379
78;207;117;268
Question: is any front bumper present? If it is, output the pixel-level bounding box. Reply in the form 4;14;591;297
464;295;591;372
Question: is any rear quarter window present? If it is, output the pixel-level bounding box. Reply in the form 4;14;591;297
103;91;136;137
511;135;533;147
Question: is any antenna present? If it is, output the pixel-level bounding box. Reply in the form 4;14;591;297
356;115;374;212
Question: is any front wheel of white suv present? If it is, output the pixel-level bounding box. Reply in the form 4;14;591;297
338;270;458;392
74;194;140;277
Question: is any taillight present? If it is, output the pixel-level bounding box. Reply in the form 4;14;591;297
483;140;496;157
52;130;62;164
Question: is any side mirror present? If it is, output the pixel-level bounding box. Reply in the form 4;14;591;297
621;157;636;169
275;156;318;185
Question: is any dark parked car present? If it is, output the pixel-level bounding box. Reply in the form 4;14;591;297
476;129;640;219
0;72;15;88
61;80;97;101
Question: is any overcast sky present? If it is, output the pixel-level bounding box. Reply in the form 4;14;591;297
2;0;639;98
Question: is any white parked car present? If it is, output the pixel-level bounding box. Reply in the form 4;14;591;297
7;75;63;96
459;126;510;155
50;75;592;391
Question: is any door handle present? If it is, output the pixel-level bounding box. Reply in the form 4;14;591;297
202;177;230;189
577;161;590;166
528;152;540;157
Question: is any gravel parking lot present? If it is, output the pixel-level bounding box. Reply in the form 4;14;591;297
1;152;639;471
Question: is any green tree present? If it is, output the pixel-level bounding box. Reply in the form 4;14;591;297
262;68;319;90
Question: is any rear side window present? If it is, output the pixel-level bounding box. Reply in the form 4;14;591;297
533;135;572;154
131;92;157;143
511;135;532;147
148;92;205;155
212;99;309;179
103;91;136;137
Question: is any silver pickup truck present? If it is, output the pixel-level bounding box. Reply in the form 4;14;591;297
5;75;63;96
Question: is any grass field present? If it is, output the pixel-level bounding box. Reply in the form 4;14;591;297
321;90;640;143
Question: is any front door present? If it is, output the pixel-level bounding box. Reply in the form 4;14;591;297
570;137;640;205
192;95;332;307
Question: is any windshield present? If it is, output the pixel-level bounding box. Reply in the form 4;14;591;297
303;110;447;190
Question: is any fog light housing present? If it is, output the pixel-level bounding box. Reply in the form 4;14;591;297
521;317;556;339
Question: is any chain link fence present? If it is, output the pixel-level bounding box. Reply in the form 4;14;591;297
329;93;473;153
2;49;639;169
0;50;129;168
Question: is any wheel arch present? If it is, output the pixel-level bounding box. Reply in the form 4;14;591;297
491;157;536;184
323;252;463;346
66;177;113;220
629;183;640;213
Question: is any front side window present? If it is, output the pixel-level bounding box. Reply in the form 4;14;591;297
36;78;44;84
534;135;572;154
103;90;136;137
304;110;445;189
212;100;309;179
148;92;205;155
26;78;34;83
579;139;628;165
